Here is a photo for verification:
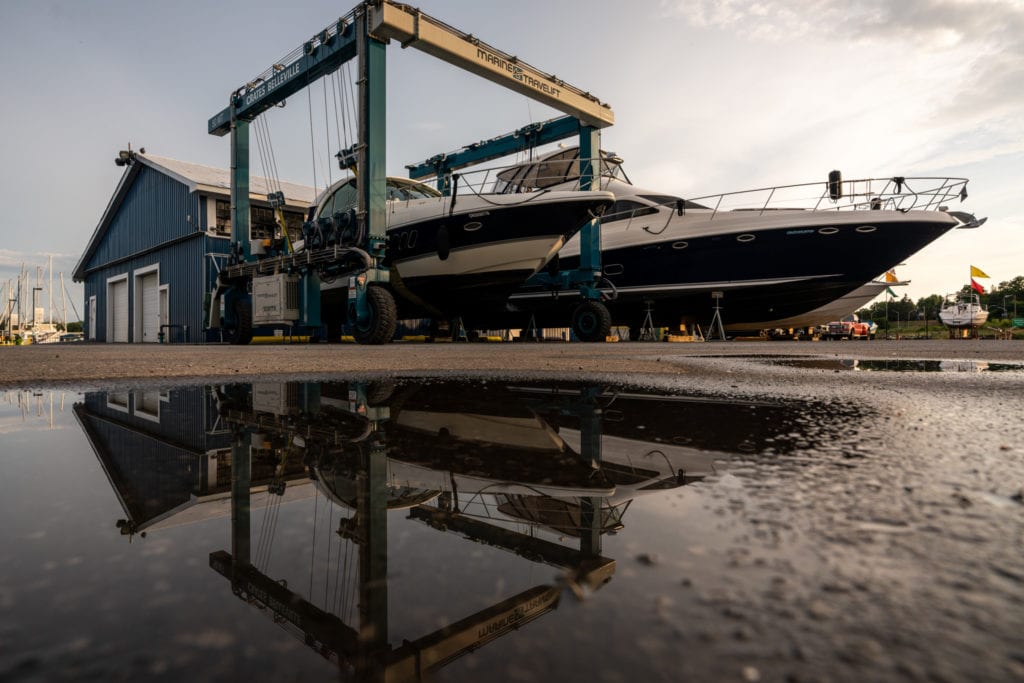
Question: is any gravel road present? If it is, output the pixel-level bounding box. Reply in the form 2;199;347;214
2;339;1022;389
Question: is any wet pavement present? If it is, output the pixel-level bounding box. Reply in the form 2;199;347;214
1;358;1022;682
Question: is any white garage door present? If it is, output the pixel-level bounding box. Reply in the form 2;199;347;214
110;279;128;342
139;273;160;343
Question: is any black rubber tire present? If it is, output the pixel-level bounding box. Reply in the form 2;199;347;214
229;299;253;345
353;285;397;345
366;381;395;405
572;301;612;342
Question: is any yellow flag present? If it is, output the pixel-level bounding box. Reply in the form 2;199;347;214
970;265;990;278
884;270;898;283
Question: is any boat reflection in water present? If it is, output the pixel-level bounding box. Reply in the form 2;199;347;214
74;379;831;681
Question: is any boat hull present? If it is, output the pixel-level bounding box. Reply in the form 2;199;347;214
322;191;612;321
484;209;958;333
939;308;989;328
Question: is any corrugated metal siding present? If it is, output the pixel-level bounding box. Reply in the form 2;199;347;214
79;161;237;343
83;235;231;343
85;166;200;269
83;386;224;452
82;411;205;528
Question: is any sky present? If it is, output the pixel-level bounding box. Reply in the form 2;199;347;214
1;0;1021;320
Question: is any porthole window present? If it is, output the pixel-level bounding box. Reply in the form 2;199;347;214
818;227;839;235
463;221;483;232
672;241;689;250
604;263;624;276
737;233;756;242
855;225;877;233
408;230;418;249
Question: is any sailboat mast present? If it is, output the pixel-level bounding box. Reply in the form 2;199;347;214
48;255;53;325
60;272;67;330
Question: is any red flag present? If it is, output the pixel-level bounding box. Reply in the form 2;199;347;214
971;278;985;294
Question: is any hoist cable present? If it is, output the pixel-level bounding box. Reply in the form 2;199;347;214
309;483;319;598
307;86;319;193
322;77;333;187
330;71;343;160
262;116;283;196
323;498;335;605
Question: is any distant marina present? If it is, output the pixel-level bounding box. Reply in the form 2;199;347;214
1;256;80;345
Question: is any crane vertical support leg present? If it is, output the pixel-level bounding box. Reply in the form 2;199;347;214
231;432;252;571
579;497;603;558
300;272;321;327
231;118;251;260
358;439;389;675
579;397;602;555
577;125;602;276
358;10;389;279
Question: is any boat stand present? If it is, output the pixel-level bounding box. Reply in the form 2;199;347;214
707;292;727;341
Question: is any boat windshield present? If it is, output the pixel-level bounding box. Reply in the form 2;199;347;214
317;177;441;217
492;147;627;193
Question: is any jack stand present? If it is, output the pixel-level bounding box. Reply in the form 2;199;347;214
525;314;540;341
707;292;727;341
638;301;657;341
453;317;468;342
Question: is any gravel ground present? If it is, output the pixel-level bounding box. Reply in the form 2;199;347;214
2;339;1022;389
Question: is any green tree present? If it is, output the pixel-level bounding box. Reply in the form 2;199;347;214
916;294;944;318
987;276;1023;319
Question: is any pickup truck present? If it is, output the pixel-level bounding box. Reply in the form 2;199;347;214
825;315;877;340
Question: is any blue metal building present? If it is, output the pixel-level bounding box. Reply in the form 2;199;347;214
73;154;314;342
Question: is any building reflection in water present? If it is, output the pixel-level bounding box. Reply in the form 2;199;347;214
74;380;813;681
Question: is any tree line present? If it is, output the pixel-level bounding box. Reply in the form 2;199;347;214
856;275;1023;323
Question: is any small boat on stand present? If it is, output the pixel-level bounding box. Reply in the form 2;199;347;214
939;266;990;337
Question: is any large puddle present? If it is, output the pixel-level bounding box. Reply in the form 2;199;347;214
3;378;1021;682
1;380;860;681
766;358;1024;372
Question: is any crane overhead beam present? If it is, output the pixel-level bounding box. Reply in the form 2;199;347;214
368;2;614;129
405;115;581;180
208;14;359;137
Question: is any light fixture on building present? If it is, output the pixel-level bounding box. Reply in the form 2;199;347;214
114;143;142;167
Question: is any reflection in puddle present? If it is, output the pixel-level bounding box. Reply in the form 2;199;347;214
43;381;856;680
766;358;1023;372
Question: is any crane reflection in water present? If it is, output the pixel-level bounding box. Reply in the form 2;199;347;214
74;379;848;681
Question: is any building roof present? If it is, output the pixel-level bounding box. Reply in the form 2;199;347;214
141;154;317;205
73;153;317;281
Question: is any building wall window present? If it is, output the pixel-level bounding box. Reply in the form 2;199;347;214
213;199;303;242
214;200;231;237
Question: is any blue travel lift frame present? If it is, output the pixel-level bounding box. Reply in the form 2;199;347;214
208;1;614;344
213;379;613;675
208;8;387;343
405;115;609;340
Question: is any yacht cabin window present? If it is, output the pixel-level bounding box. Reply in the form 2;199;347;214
317;178;440;218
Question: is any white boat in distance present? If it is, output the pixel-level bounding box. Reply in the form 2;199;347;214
939;292;989;328
308;174;613;330
451;147;983;335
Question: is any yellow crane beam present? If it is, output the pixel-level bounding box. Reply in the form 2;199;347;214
368;1;614;129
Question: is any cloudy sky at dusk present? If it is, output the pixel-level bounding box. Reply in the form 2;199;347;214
1;0;1020;318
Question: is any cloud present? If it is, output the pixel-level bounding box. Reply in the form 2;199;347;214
660;0;1023;48
655;0;1024;175
0;249;79;270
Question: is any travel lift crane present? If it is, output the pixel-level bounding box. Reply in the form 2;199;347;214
207;1;613;345
212;381;614;680
405;115;615;341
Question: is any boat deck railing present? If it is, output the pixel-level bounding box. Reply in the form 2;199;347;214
433;161;970;220
684;175;970;218
425;157;628;198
